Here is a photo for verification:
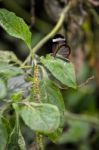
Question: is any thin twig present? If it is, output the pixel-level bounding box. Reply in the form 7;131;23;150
21;2;72;67
78;75;94;88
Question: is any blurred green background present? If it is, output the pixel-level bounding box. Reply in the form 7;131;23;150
0;0;99;149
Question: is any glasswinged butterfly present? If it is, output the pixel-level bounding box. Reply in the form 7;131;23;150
51;34;71;60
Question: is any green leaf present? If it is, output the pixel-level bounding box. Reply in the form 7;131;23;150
39;71;65;140
19;102;60;133
40;55;77;89
8;103;26;150
0;9;31;49
48;128;63;143
58;120;91;144
40;75;65;122
8;127;26;150
11;91;23;102
0;63;23;80
0;78;7;99
18;129;26;150
0;50;22;64
8;75;30;99
0;118;8;150
8;127;20;150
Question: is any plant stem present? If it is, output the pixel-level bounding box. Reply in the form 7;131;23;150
35;133;44;150
31;2;72;54
21;2;72;67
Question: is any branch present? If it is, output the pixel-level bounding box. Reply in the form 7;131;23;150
78;75;95;88
22;2;72;66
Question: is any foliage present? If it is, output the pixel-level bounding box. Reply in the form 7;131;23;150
0;1;99;150
0;8;77;150
0;9;31;49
